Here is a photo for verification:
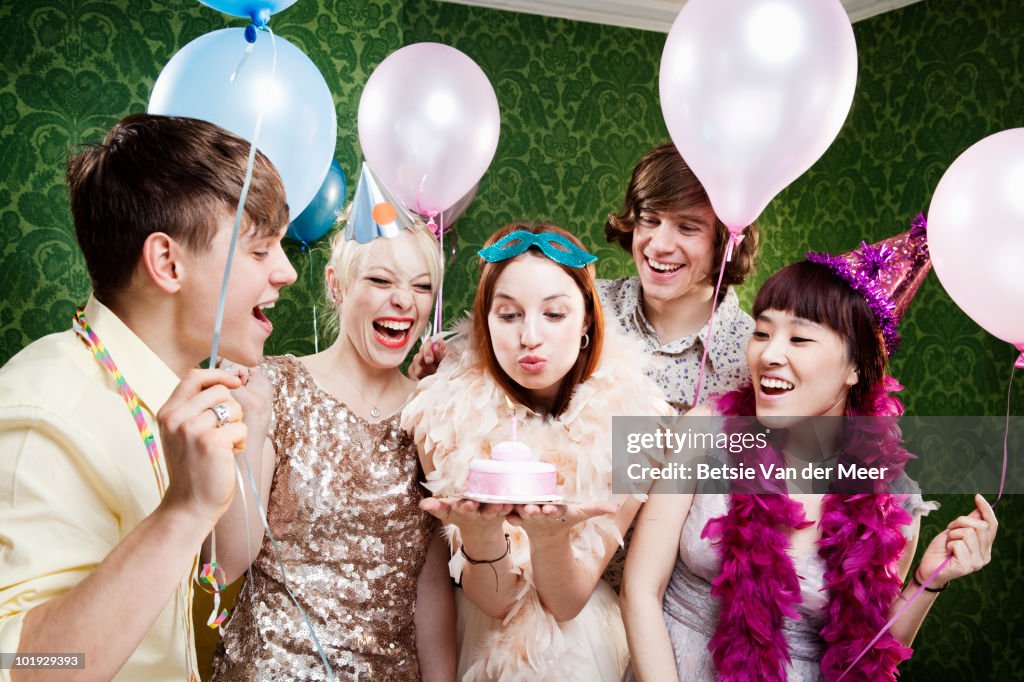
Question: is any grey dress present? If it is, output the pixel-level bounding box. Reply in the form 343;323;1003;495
626;478;935;681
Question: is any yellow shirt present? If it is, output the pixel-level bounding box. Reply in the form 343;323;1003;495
0;297;198;681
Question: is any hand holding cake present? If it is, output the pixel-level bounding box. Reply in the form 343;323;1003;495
419;495;513;529
507;499;621;537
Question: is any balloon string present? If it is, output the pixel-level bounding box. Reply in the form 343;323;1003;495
434;211;445;336
231;42;255;83
209;28;278;367
191;26;336;682
691;231;742;406
839;359;1017;679
204;23;277;632
234;453;337;681
837;556;951;680
207;113;262;367
305;244;319;354
996;361;1016;507
412;172;446;335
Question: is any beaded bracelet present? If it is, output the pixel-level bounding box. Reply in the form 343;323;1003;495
461;534;511;592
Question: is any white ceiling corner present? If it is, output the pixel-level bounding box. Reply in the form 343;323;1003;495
434;0;927;32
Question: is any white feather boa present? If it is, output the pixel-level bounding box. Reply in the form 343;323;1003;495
401;320;675;681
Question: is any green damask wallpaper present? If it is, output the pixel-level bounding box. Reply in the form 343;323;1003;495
1;0;1021;678
403;2;1024;677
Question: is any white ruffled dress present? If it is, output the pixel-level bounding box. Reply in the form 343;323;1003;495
402;321;675;681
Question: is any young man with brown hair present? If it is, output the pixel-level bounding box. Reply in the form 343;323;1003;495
0;113;297;681
600;142;761;413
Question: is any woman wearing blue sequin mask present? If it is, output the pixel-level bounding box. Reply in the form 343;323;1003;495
403;223;675;681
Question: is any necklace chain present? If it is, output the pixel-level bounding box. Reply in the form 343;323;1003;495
335;367;397;419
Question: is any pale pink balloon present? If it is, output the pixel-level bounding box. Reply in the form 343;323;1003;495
660;0;857;231
358;43;500;217
412;183;479;235
441;182;478;229
928;128;1024;346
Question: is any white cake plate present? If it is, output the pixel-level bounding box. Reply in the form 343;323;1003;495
453;492;565;505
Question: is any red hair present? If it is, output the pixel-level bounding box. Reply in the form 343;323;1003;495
471;223;604;417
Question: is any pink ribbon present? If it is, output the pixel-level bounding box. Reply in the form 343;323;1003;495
724;231;746;262
433;211;445;335
840;351;1019;679
692;231;745;405
837;557;951;680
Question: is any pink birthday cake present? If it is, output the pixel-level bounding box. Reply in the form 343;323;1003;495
463;440;560;502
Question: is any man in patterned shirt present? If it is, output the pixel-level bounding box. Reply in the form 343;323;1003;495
599;143;760;413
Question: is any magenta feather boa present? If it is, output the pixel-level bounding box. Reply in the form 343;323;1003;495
703;377;914;681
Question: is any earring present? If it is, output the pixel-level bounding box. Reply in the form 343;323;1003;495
580;333;590;349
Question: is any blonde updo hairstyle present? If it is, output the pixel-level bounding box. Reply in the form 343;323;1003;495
323;220;444;338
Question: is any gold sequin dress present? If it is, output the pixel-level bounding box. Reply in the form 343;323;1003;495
212;355;433;681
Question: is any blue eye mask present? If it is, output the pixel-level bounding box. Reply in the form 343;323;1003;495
477;230;597;268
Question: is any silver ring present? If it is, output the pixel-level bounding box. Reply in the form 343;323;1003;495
557;515;567;523
208;403;231;428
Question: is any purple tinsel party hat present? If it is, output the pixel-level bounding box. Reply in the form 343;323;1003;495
806;214;930;355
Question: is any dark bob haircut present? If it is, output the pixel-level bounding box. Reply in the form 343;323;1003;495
753;261;886;411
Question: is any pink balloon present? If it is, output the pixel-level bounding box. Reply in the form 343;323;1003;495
928;128;1024;346
441;182;478;230
660;0;857;231
358;43;500;217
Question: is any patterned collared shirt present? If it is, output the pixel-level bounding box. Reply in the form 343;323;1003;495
597;277;753;413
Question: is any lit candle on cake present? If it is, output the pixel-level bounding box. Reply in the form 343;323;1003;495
505;395;518;441
461;395;559;502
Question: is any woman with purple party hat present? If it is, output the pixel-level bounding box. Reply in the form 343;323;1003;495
622;217;998;682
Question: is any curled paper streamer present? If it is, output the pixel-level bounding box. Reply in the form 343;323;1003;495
197;562;229;629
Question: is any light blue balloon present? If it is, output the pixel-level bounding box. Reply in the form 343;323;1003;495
149;28;336;221
287;159;346;244
197;1;298;22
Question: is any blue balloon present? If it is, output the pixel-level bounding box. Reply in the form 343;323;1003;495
198;1;298;22
149;28;336;222
287;160;346;243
